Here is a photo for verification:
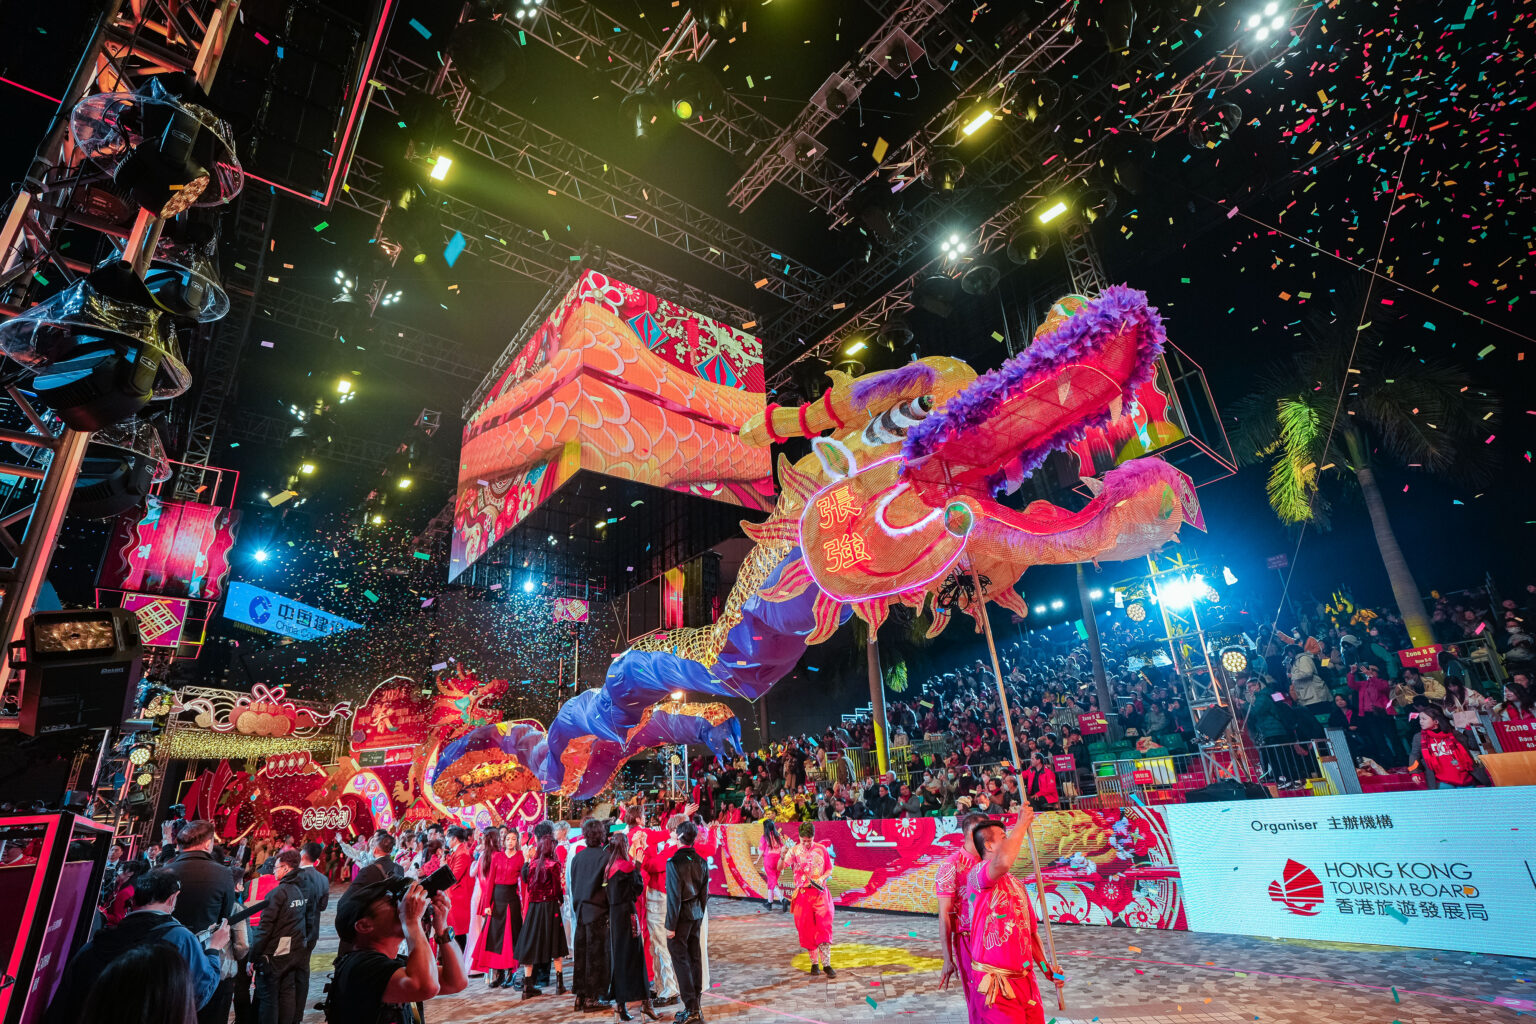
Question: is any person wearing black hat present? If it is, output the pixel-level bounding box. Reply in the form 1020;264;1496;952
328;877;466;1024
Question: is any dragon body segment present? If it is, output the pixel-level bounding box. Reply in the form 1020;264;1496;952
467;287;1205;798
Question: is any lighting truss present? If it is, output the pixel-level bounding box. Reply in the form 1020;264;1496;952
725;0;952;212
374;50;825;306
223;413;455;483
515;0;861;209
341;156;755;328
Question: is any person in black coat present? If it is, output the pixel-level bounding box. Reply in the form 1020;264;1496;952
602;832;654;1022
168;821;239;1024
568;819;612;1012
250;850;308;1024
292;842;331;1013
665;821;709;1024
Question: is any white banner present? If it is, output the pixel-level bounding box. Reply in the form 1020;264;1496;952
1165;788;1536;957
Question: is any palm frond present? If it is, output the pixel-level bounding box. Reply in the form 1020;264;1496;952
1266;396;1323;523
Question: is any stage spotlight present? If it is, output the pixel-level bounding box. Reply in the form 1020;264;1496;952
1018;78;1061;124
337;378;353;395
694;3;735;30
939;232;969;259
71;75;243;217
1050;599;1065;610
513;0;545;19
132;219;230;323
875;317;914;353
1188;102;1243;149
1005;228;1051;266
0;263;188;431
960;107;994;136
429;154;453;181
670;690;685;701
621;88;666;139
1089;588;1104;600
1101;0;1137;51
522;578;536;593
300;462;317;475
914;274;958;317
1037;200;1069;224
1081;185;1119;224
254;549;269;563
1126;601;1147;622
843;339;867;356
372;513;385;525
1033;604;1046;614
449;16;523;92
1220;646;1250;674
925;148;964;191
379;289;404;307
961;263;1000;296
1247;1;1288;43
668;67;725;122
397;476;413;489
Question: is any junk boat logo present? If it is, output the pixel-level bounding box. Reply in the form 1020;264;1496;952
1269;858;1325;916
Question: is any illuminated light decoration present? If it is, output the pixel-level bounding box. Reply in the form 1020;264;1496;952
1220;646;1250;674
959;108;994;136
1126;601;1147;622
429;154;452;181
128;745;152;765
1037;200;1069;224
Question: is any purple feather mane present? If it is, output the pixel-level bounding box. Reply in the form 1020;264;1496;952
850;362;937;411
900;285;1166;494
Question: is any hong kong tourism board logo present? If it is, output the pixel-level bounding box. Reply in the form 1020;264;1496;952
1267;857;1487;921
1268;859;1325;916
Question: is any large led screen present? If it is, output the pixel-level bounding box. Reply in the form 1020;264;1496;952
451;271;774;580
98;496;239;601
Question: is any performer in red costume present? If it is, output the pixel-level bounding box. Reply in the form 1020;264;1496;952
963;811;1064;1024
472;828;525;988
937;811;993;1022
783;821;835;977
445;826;476;950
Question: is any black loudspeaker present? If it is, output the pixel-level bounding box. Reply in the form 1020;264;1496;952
1195;704;1233;742
17;608;144;735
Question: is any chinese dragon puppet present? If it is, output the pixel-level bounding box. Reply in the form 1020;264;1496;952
445;285;1203;799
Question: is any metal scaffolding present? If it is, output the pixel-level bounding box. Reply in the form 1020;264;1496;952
374;49;826;305
725;0;950;212
0;0;242;700
222;412;455;483
522;0;861;209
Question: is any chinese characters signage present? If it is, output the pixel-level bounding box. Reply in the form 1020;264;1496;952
1166;789;1536;957
223;581;362;642
350;677;432;753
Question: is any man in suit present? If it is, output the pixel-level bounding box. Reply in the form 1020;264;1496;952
568;818;612;1012
169;821;239;1024
665;820;709;1024
336;833;402;955
292;842;331;1013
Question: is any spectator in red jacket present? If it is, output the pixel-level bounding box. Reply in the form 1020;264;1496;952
1410;707;1482;788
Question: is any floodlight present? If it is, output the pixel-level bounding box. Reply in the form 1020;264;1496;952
254;549;268;563
1089;588;1104;600
960;108;994;136
1220;646;1250;674
1050;599;1065;610
397;477;413;489
300;462;317;475
523;578;536;593
337;378;353;395
1037;200;1069;224
430;154;453;181
1126;601;1147;622
1033;604;1046;614
844;340;866;355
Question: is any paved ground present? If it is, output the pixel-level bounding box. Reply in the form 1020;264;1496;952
302;897;1534;1024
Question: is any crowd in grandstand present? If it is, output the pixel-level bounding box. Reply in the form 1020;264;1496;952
611;584;1536;822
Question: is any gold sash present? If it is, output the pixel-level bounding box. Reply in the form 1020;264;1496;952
974;962;1031;1007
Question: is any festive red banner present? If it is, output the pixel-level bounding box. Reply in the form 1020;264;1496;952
1397;645;1443;671
1494;719;1536;752
708;808;1185;930
99;497;238;600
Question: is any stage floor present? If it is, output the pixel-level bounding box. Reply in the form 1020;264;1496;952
301;896;1532;1024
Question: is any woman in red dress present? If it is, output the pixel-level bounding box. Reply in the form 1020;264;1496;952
784;821;835;977
472;828;526;988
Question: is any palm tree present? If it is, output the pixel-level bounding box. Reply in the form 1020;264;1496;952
1229;301;1498;647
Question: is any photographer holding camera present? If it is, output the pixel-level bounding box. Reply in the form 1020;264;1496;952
328;874;467;1024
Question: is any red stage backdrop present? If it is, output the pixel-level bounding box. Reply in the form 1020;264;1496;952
709;807;1185;929
99;496;238;600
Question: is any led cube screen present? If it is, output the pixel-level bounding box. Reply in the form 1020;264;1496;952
451;271;773;580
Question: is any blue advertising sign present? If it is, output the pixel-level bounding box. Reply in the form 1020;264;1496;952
223;581;362;641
